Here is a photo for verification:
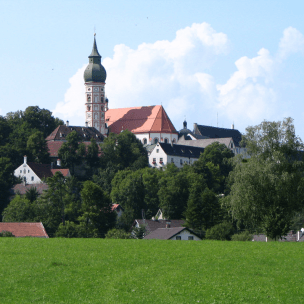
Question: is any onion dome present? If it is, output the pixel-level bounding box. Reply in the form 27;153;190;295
84;36;107;83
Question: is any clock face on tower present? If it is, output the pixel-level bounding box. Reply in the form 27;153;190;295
93;87;99;92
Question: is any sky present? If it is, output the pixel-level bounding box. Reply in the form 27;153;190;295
1;0;304;139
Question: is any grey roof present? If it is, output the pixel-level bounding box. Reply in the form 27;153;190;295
177;137;234;149
84;37;107;83
135;219;185;235
89;36;101;57
144;227;188;240
195;125;242;146
158;143;204;158
46;125;104;142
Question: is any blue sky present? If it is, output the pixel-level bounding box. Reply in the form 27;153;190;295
1;0;304;139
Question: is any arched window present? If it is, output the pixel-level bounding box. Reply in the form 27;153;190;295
143;138;147;145
87;106;91;111
154;138;159;144
87;95;91;102
164;138;169;144
172;139;176;144
94;113;98;119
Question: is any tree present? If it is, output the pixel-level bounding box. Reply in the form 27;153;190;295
100;130;148;171
225;118;304;240
184;182;220;232
25;187;40;203
80;181;116;237
85;137;100;177
0;157;15;214
2;195;36;222
193;142;234;193
58;131;85;175
205;222;234;240
26;131;50;163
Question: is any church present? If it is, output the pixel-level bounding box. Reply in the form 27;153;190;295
83;36;179;145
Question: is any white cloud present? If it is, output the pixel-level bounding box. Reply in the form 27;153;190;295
52;65;86;125
53;24;304;132
278;26;304;60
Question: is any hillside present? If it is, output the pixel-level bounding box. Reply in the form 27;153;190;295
1;239;303;303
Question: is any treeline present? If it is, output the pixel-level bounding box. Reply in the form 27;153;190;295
0;106;63;214
1;106;304;240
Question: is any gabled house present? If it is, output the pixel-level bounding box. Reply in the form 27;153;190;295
46;123;104;161
105;105;179;145
14;156;70;184
144;227;201;240
134;219;185;236
177;121;248;157
149;142;205;168
0;222;49;238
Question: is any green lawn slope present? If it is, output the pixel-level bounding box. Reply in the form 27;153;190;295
0;239;303;303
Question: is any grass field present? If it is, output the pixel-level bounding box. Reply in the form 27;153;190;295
0;239;303;303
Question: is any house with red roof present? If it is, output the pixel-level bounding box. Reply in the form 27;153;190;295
14;156;70;184
46;122;104;160
0;222;49;238
105;105;178;145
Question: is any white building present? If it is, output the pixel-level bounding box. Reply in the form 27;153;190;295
148;142;205;168
14;156;70;184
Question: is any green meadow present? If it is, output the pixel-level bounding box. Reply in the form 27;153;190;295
0;239;303;303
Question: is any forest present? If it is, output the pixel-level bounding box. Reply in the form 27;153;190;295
1;106;304;239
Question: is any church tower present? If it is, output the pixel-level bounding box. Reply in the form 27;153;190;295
84;35;108;135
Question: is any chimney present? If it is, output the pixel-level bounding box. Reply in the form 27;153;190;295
57;159;61;167
66;120;69;126
85;121;88;127
24;155;27;164
231;123;234;129
166;220;171;228
51;162;54;169
193;123;197;133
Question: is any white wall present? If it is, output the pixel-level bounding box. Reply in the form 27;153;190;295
136;133;178;145
148;143;199;168
14;163;42;184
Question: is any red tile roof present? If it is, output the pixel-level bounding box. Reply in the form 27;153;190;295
10;183;49;195
0;222;49;238
47;141;101;158
105;105;178;134
27;162;70;180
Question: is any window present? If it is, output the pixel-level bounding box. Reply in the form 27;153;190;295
172;139;176;144
143;138;147;145
154;138;159;144
24;169;26;174
160;158;163;164
180;159;183;165
20;170;22;173
176;236;181;240
31;176;34;181
28;170;30;173
152;158;156;165
156;149;159;153
188;236;194;240
171;158;174;163
164;138;168;143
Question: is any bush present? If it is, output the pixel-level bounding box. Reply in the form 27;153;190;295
0;230;15;237
55;221;80;238
205;222;234;241
105;228;130;239
231;230;253;241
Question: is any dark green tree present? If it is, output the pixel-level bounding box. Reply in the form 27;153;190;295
26;131;50;163
25;187;40;203
58;131;85;175
225;118;304;240
85;137;100;178
80;181;116;237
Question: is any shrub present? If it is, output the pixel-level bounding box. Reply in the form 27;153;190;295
231;230;253;241
205;222;234;241
105;228;130;239
55;221;80;238
0;230;15;237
